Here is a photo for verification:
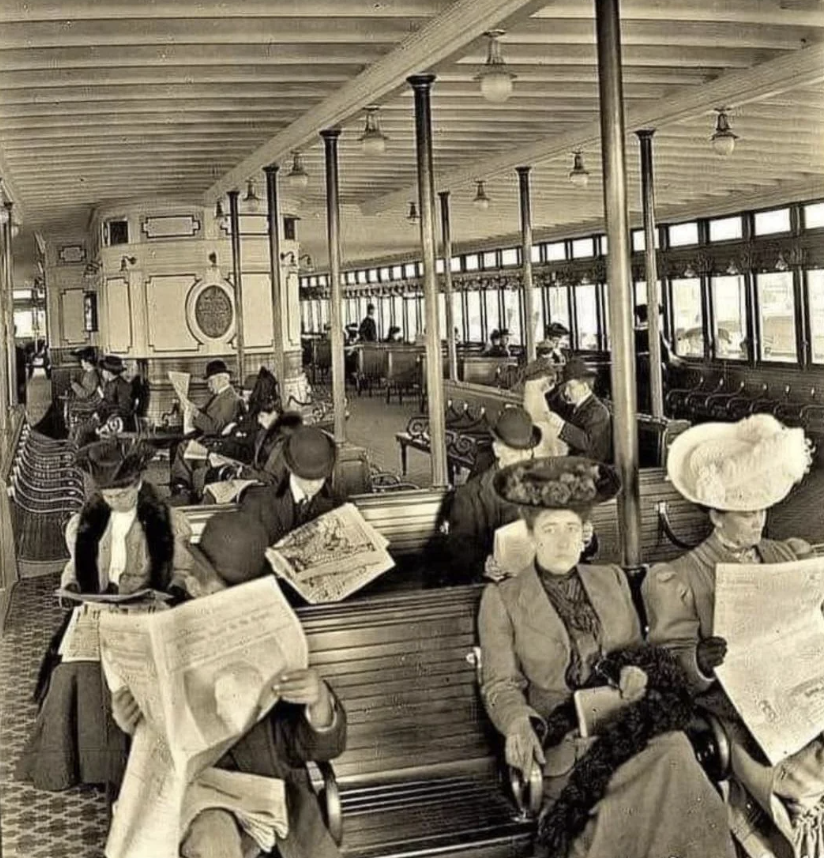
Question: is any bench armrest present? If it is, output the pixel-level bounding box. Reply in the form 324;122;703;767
315;760;343;846
657;500;704;551
508;762;543;819
686;711;731;784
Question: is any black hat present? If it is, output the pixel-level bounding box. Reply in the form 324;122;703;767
345;323;359;332
546;322;570;338
493;456;621;511
561;357;598;384
75;439;152;489
196;511;270;586
490;329;501;341
72;346;97;363
491;407;541;450
498;328;511;337
283;426;337;479
205;359;230;379
272;411;304;434
98;354;126;375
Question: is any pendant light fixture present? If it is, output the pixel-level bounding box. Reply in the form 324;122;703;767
287;152;310;190
775;251;790;272
476;30;516;104
214;199;227;227
711;108;738;157
473;180;491;210
11;222;19;239
407;201;420;225
569;151;590;187
360;105;389;155
243;179;261;213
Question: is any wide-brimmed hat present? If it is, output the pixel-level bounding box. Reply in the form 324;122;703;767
493;456;621;510
546;322;570;338
75;439;152;489
283;426;337;479
98;354;126;375
561;357;598;384
195;511;270;586
71;346;96;363
204;359;230;379
667;415;812;511
491;407;541;450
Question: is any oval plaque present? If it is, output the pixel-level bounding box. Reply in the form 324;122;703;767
194;284;234;339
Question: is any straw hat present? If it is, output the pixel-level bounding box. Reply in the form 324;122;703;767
667;414;812;511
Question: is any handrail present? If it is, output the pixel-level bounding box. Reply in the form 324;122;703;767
657;500;706;551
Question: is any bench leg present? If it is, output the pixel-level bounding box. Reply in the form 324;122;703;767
400;443;408;475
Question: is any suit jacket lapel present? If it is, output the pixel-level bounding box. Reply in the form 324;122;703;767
516;565;571;652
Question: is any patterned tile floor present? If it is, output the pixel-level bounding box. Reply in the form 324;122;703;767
0;575;108;858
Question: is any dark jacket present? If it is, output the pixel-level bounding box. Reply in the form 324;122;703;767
240;472;339;547
97;375;135;424
559;394;613;463
193;385;243;436
358;316;377;343
218;692;346;858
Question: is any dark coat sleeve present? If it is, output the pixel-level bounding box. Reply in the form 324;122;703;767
272;690;348;767
193;390;241;435
440;478;495;582
559;398;613;462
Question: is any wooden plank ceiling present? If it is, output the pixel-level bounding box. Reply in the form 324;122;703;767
0;0;823;268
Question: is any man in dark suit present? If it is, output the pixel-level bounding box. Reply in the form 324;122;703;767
241;426;339;548
358;304;378;343
546;357;612;463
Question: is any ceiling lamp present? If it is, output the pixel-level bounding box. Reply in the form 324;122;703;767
475;30;516;104
360;105;389;156
299;254;314;271
569;151;590;187
214;199;227;226
243;179;261;213
775;251;790;272
683;262;697;278
11;222;20;238
407;201;420;225
711;108;738;157
726;260;740;276
0;206;8;226
473;180;491;210
287;152;309;190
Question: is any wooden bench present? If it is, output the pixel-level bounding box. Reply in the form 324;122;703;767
461;356;519;387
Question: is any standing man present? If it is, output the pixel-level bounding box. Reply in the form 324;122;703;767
358;304;378;343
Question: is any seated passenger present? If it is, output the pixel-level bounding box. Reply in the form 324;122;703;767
241;426;339;548
484;328;511;357
479;456;735;858
543;322;571;365
74;354;135;444
69;346;101;403
643;415;820;850
113;511;346;858
545;358;612;463
385;325;403;343
358;303;378;343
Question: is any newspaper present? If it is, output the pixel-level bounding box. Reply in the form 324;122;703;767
99;577;307;858
168;371;196;434
714;556;824;765
492;519;534;575
56;587;169;605
266;503;395;604
204;479;260;505
183;439;209;460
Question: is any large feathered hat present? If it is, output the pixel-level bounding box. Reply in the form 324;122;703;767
75;438;153;489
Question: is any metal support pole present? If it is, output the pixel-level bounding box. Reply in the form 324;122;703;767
321;128;347;445
0;208;9;433
595;0;641;568
636;130;664;417
439;191;458;381
409;74;448;488
227;190;246;381
264;164;286;387
3;202;17;408
517;166;537;363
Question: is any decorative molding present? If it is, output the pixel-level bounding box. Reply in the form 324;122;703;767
219;213;269;237
141;215;201;240
57;244;87;265
185;276;237;346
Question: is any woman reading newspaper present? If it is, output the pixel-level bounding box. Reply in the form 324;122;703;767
479;456;735;858
643;415;821;856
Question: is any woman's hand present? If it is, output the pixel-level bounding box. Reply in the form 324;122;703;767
273;668;333;728
111;687;143;735
505;716;545;776
619;666;648;703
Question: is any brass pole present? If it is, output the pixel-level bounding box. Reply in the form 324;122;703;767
595;0;641;567
264;164;286;387
227;190;246;381
321;128;347;444
409;73;448;487
517;166;537;362
439;190;458;381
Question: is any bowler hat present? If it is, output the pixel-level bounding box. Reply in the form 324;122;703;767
98;354;126;375
491;407;541;450
197;511;270;585
283;426;337;479
204;359;230;379
71;346;96;363
498;328;510;337
546;322;570;338
561;357;597;384
75;439;152;489
493;456;621;510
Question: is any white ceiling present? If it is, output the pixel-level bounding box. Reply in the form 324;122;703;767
1;0;823;273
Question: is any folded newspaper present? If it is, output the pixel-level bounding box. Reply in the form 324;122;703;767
204;479;260;505
168;370;196;434
99;577;307;858
266;503;395;604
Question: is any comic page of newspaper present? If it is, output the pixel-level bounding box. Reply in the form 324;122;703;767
714;556;824;766
99;577;307;858
266;502;394;604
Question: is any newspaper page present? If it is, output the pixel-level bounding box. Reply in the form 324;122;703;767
493;519;535;576
58;601;167;662
203;479;260;505
168;370;196;434
183;440;209;460
266;502;395;604
714;556;824;765
100;577;307;858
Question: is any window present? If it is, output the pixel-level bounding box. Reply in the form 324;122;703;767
668;221;699;247
379;267;391;281
632;228;661;252
710;276;748;360
503;289;522;345
450;292;465;343
465;254;479;272
103;218;129;246
482;251;497;269
403;262;417;278
368;269;379;284
547;285;570;333
599;236;608;256
438;293;447;339
436;258;445;274
318;274;328;287
307;276;317;288
378;296;391;338
320;299;329;328
709;216;743;243
450;256;461;273
545;242;566;261
754;208;791;236
808;270;824;363
530;245;541;263
502;248;519;267
671;278;704;357
805;203;824;230
571;237;594;259
575;284;599;350
392;295;404;334
357;270;368;285
391;265;403;280
466;290;482;342
756;271;797;362
12;289;32;301
484;289;500;336
405;296;419;342
634;281;648;309
345;272;356;285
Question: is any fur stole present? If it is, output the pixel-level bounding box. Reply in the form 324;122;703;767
537;645;695;858
74;482;175;594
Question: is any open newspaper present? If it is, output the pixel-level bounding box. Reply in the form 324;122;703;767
266;502;395;604
99;577;307;858
168;370;196;434
714;556;824;766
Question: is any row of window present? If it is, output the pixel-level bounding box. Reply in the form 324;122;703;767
300;201;824;290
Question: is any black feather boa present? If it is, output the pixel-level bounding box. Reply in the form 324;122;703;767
536;644;695;858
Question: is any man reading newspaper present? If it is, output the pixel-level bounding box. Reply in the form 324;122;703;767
102;576;346;858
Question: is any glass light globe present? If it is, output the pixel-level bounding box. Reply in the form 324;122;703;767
0;207;9;226
361;130;387;156
11;223;20;238
287;169;309;190
712;133;736;157
473;195;490;211
569;169;589;188
479;69;514;104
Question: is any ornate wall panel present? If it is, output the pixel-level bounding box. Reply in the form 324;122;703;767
146;275;200;353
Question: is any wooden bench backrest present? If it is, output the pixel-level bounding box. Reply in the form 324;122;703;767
386;348;422;382
298;585;494;785
358;344;390;378
444;380;520;425
461;357;517;386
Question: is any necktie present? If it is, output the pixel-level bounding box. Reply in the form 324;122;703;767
296;498;309;525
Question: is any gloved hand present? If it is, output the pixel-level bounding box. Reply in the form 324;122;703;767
167;585;191;607
505;716;545;776
111;687;143;735
696;636;727;676
619;666;648;702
